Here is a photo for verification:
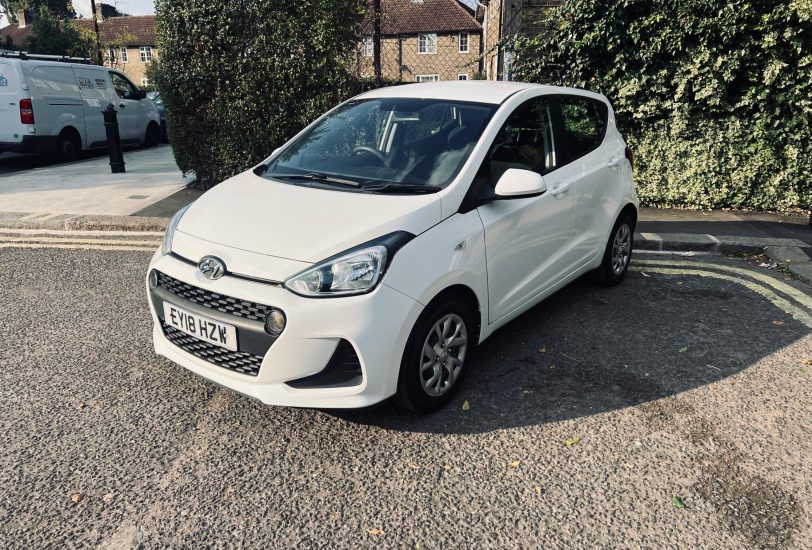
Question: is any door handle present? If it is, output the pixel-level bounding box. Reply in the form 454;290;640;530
551;183;570;196
607;156;621;167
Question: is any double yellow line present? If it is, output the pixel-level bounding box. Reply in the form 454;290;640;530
631;258;812;329
0;228;162;252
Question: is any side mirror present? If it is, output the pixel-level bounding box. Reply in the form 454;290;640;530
494;168;547;199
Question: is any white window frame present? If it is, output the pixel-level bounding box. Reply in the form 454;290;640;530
458;73;468;80
139;46;153;63
415;74;439;83
418;33;437;54
141;78;150;86
458;32;469;53
363;36;373;57
120;46;128;63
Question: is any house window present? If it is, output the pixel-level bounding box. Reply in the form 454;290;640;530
458;74;468;80
363;36;373;57
415;74;439;82
141;78;150;86
459;32;469;53
120;47;128;63
139;46;153;63
418;33;437;54
108;47;117;63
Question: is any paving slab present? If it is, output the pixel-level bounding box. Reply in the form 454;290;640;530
0;145;191;216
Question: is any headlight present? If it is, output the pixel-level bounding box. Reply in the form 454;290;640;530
161;205;191;256
285;246;387;297
284;232;414;298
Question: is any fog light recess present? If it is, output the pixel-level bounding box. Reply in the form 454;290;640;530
148;269;158;290
265;309;286;336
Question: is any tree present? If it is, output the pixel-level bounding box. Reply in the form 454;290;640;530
152;0;365;188
512;0;812;211
1;0;75;21
23;5;92;56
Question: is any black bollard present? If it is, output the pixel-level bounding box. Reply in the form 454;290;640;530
102;104;126;173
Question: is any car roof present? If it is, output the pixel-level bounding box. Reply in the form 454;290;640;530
357;81;604;105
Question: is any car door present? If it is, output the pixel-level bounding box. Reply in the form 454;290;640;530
557;95;619;265
72;66;110;148
108;71;142;144
475;95;578;323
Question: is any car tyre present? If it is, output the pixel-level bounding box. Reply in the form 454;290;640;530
144;122;160;148
54;131;80;163
594;213;634;285
394;294;476;413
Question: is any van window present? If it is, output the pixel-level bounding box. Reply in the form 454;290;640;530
559;96;607;163
110;72;137;99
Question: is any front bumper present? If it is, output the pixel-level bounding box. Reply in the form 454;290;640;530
146;251;423;408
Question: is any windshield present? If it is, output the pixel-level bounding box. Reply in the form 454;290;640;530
263;98;497;191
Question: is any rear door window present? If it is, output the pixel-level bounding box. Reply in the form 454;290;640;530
558;96;607;164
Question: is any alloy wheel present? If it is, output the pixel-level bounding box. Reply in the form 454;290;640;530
419;313;468;397
611;223;631;275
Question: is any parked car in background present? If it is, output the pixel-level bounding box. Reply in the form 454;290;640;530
147;81;637;412
0;52;161;162
147;91;168;142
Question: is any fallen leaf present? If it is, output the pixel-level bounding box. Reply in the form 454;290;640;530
773;320;784;326
803;358;812;366
462;400;470;411
537;346;546;353
565;436;581;446
549;364;556;369
676;281;683;286
367;528;385;536
535;486;542;496
522;389;533;394
443;464;452;471
672;494;686;509
407;462;419;470
509;460;521;468
77;402;85;411
102;493;115;503
640;272;650;278
678;347;688;353
70;493;83;504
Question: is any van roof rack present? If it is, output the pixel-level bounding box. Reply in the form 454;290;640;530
0;49;93;64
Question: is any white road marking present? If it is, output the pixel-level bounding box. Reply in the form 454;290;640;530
639;232;661;241
0;243;156;252
635;250;699;257
635;259;812;310
0;227;164;237
0;236;161;246
629;266;812;328
19;212;53;220
707;234;721;244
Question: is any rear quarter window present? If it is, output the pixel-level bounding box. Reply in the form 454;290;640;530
559;96;608;164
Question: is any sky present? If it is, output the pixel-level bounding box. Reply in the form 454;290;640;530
73;0;156;17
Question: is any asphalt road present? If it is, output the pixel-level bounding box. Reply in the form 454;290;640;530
0;242;810;548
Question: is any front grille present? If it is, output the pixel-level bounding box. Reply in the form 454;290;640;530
156;271;273;321
160;321;263;376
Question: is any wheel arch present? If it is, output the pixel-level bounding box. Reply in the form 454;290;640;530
619;202;638;229
422;284;482;346
58;125;83;149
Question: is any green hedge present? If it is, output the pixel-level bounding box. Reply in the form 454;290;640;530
153;0;364;188
512;0;812;211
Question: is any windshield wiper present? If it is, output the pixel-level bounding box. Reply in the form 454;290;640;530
268;172;361;187
362;183;442;194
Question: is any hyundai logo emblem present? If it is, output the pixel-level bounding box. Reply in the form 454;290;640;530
198;256;226;280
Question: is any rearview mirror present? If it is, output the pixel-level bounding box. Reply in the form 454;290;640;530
494;168;546;199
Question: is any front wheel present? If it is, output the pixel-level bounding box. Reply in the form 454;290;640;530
594;214;634;285
394;296;475;413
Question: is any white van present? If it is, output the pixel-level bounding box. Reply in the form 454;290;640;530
0;52;161;162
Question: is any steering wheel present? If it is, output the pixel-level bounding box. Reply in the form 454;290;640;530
352;146;389;167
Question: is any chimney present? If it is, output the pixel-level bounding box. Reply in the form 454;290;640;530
16;9;33;28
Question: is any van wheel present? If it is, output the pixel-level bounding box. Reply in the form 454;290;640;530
394;294;475;413
144;122;160;148
55;131;80;163
593;214;634;285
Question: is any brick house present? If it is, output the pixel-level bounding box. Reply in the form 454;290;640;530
477;0;565;80
0;4;158;86
360;0;483;82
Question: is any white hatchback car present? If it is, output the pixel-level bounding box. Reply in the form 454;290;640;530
147;82;637;412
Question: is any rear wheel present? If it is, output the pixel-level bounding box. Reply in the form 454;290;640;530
594;214;634;285
54;130;80;163
394;295;476;413
144;122;160;148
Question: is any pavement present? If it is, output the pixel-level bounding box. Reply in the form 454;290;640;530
0;145;191;218
0;231;810;548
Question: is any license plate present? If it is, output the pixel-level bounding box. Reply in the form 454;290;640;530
163;302;238;351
